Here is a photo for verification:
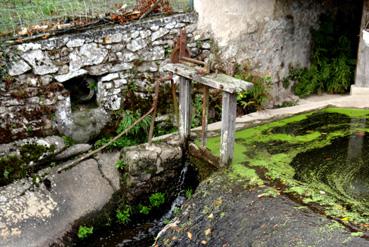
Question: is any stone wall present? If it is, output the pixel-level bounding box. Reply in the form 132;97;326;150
194;0;331;103
1;13;210;143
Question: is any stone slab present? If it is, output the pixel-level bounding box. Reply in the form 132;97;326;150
0;154;120;247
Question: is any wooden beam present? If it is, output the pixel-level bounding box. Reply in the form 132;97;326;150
179;77;192;146
163;63;253;93
220;92;237;167
201;86;209;147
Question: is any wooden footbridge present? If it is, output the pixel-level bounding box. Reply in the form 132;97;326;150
163;63;253;166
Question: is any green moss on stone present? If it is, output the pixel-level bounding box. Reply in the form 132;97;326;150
0;143;55;186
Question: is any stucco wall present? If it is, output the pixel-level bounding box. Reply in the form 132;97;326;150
195;0;328;103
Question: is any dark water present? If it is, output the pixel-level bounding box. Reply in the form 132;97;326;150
291;132;369;203
75;163;199;247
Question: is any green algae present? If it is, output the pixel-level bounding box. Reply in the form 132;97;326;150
205;107;369;228
228;163;264;187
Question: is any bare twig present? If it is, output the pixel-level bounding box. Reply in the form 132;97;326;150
148;80;161;145
139;0;163;20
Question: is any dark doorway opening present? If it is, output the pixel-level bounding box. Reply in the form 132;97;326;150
292;0;364;96
63;76;98;111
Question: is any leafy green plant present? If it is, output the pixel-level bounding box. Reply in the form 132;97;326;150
117;110;152;138
115;160;127;170
87;81;97;91
173;206;181;216
191;94;203;128
63;135;75;147
351;231;364;237
138;204;151;215
235;69;271;114
94;110;151;150
77;225;93;239
116;206;131;224
185;188;193;199
163;218;171;225
149;192;166;208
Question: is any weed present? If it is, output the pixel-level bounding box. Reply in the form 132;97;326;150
115;160;127;170
235;67;271;114
63;135;75;147
163;218;171;225
191;94;203;128
185;188;193;199
138;204;151;215
77;225;93;239
86;79;97;91
117;110;152;136
149;192;166;208
116;206;131;224
173;206;181;216
351;232;364;237
94;110;151;150
258;187;280;198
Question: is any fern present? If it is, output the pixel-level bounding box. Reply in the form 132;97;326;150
117;110;152;136
290;14;356;97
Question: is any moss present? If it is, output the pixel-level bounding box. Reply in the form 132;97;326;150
0;155;26;186
228;164;263;187
323;107;369;118
205;107;369;228
259;187;280;198
0;143;55;186
20;143;55;163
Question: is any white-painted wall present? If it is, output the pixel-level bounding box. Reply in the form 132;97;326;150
194;0;327;103
194;0;275;47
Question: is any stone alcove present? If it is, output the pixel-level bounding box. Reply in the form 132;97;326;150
63;75;98;111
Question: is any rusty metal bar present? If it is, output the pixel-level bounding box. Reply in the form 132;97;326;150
180;57;206;66
201;86;209;147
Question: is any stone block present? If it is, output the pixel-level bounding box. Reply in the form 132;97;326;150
22;50;59;75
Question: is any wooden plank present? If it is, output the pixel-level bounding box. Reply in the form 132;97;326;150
179;76;192;146
201;86;209;147
163;63;253;93
220;92;237;167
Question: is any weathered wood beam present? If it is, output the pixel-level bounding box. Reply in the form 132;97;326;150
179;77;192;146
201;86;209;147
220;92;237;167
163;63;253;93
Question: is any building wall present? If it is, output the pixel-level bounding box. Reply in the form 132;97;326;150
195;0;328;103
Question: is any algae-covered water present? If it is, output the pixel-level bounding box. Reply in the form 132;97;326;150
206;108;369;226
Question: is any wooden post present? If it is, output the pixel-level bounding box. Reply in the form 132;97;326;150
148;80;160;145
179;77;192;146
201;86;209;147
171;79;179;127
220;92;237;167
